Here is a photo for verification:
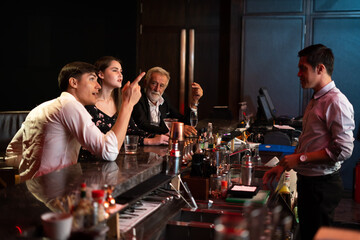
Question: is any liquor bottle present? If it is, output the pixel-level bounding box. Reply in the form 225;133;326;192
207;122;214;149
191;137;206;177
198;133;205;150
190;153;204;177
72;183;92;229
278;172;291;209
80;182;87;199
252;144;262;166
195;136;204;154
238;101;248;128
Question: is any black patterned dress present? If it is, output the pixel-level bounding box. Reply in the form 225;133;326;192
78;105;155;160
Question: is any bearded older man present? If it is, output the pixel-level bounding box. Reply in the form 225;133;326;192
131;66;203;137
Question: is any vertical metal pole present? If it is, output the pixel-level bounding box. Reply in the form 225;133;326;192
179;29;186;115
188;29;195;106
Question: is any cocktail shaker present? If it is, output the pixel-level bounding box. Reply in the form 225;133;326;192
241;151;253;186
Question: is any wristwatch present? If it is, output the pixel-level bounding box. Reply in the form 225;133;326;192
299;154;308;163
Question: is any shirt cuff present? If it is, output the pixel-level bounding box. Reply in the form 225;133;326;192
102;130;119;161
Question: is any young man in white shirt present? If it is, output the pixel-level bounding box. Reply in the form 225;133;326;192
263;44;355;239
6;61;144;181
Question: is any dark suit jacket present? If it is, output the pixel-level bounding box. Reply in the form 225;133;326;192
132;90;190;134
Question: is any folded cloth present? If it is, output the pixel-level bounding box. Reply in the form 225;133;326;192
264;156;279;167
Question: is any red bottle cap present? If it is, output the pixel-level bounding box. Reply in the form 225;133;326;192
92;189;105;199
221;180;228;188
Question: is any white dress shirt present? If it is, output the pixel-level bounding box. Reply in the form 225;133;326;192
148;96;164;126
5;92;119;181
295;81;355;176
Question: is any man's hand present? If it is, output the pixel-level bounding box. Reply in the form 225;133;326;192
190;82;203;106
145;134;169;145
184;125;197;137
143;146;169;156
121;72;145;107
279;153;301;171
263;165;285;185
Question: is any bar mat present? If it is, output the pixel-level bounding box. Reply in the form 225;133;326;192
225;190;270;205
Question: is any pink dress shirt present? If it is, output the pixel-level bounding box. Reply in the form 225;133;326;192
295;81;355;176
5;92;119;181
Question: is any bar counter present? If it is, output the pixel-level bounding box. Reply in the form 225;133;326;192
0;146;172;238
0;141;292;239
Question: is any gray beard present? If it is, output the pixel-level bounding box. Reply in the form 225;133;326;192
147;90;161;103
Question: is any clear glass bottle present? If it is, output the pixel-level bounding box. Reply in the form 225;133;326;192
210;174;222;199
195;136;204;154
252;144;262;166
238;101;249;128
207;122;214;149
199;133;206;150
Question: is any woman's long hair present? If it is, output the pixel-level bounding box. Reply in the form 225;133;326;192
94;56;123;112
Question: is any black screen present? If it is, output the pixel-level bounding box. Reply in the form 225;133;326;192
258;94;274;123
259;87;276;118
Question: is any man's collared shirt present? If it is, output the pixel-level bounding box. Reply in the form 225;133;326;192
5;92;119;181
148;96;164;126
295;81;355;176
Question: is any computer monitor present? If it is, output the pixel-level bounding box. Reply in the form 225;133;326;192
259;87;276;118
257;94;274;123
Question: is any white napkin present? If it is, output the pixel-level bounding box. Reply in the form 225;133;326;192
264;156;280;167
273;124;295;130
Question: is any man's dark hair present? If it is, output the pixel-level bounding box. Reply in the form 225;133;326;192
298;44;334;76
58;62;98;92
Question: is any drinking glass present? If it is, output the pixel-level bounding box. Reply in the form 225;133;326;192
190;110;198;128
164;118;178;130
124;135;139;154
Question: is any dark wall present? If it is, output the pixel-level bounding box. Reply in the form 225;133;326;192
0;3;137;111
239;0;360;191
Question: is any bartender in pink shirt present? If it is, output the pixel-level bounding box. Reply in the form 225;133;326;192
5;61;145;181
263;44;355;240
